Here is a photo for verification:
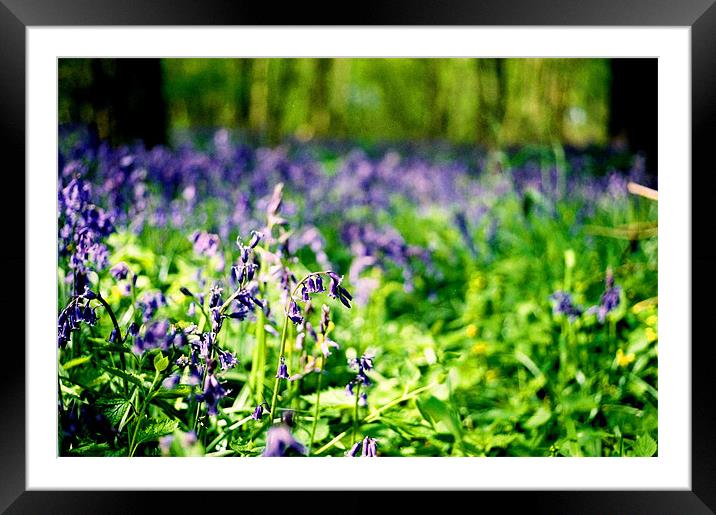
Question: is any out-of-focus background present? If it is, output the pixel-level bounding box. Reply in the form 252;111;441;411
58;58;657;172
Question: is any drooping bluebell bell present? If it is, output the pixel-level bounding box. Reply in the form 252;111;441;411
588;269;622;323
132;319;171;354
138;291;166;322
110;262;130;281
217;348;238;370
191;231;220;257
249;230;263;249
287;300;303;325
251;404;265;420
346;441;362;457
549;291;582;320
208;284;223;309
197;359;228;416
262;424;306;457
346;352;375;402
276;357;290;379
361;436;377;457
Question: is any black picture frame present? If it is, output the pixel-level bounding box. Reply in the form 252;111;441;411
2;1;714;513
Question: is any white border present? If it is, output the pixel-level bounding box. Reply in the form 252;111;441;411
27;27;690;490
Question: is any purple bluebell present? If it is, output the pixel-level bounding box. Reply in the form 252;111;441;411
361;436;377;457
191;231;220;257
110;262;130;281
132;319;171;354
346;441;362;457
287;300;303;325
217;348;238;370
549;291;582;319
251;405;265;420
262;425;306;457
276;357;290;379
138;291;166;322
197;360;228;416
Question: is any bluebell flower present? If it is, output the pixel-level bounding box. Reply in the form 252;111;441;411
549;291;582;319
249;230;263;249
197;360;228;416
191;231;220;257
346;441;362;457
138;291;166;322
251;405;265;420
110;262;130;281
287;300;303;325
361;436;377;457
132;319;171;354
217;348;238;370
262;425;306;457
208;284;223;309
276;357;290;379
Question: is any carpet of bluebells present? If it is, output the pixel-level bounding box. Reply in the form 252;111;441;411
57;128;658;458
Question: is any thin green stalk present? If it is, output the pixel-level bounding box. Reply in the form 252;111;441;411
95;292;128;395
308;355;325;455
352;382;362;444
129;369;160;457
269;314;290;422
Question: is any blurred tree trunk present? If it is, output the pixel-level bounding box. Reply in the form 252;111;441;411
249;59;270;139
310;59;332;138
113;59;167;147
75;58;167;147
609;59;658;173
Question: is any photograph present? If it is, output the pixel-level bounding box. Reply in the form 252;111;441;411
57;57;658;458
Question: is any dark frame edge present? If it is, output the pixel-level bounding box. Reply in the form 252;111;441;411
692;1;716;512
0;1;27;514
1;0;714;513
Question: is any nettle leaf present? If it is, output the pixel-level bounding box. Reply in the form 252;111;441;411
630;434;657;457
97;396;135;429
136;419;179;445
154;352;169;372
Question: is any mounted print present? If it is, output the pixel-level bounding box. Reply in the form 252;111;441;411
56;57;658;459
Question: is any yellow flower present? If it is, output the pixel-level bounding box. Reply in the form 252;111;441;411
616;348;635;367
485;369;498;382
471;342;488;355
465;324;477;338
645;327;657;343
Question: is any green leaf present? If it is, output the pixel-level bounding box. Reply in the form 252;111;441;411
154;352;169;372
416;395;463;441
98;364;148;388
97;397;135;429
62;356;92;370
631;434;657;457
136;419;179;445
524;405;552;429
